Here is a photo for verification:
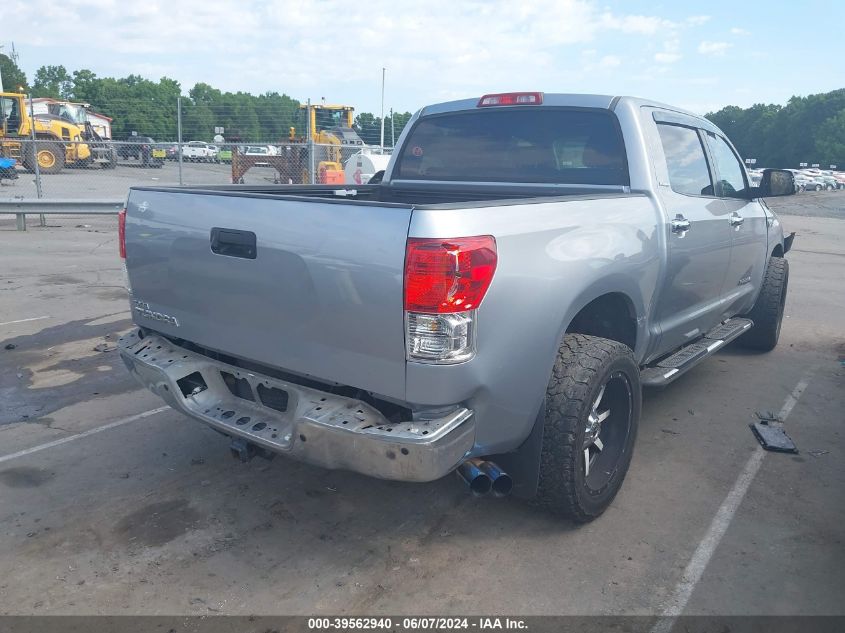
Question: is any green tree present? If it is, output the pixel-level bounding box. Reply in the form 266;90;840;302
76;74;180;139
354;112;380;144
353;111;413;147
182;101;215;140
707;89;845;167
70;69;101;103
815;110;845;167
189;82;222;105
32;65;73;99
10;59;417;146
0;53;28;92
386;111;413;146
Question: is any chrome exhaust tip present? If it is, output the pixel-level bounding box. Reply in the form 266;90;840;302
477;461;514;497
457;460;492;496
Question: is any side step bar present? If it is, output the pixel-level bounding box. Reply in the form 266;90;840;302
641;318;753;387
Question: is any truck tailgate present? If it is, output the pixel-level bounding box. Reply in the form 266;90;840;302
125;189;412;400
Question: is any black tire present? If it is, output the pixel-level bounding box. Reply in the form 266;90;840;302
36;142;65;174
533;334;641;522
22;141;65;174
737;257;789;351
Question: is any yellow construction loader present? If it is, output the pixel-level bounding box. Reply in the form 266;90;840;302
0;91;91;174
232;103;364;184
294;104;363;183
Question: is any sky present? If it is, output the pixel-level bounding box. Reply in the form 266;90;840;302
3;0;844;116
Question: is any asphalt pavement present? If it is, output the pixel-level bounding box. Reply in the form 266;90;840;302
0;193;842;618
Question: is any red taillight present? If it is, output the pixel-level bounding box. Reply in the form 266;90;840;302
118;208;127;259
477;92;543;107
404;236;497;313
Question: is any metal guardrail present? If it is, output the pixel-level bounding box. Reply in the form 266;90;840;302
0;199;123;231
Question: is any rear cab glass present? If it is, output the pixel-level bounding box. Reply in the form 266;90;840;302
393;108;629;186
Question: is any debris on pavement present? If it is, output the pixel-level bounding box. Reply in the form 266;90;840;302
93;342;117;353
4;343;16;350
808;450;830;458
750;411;798;454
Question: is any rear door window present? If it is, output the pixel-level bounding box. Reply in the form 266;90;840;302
394;108;628;185
656;123;714;196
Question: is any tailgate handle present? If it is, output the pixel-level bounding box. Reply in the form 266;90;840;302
210;227;257;259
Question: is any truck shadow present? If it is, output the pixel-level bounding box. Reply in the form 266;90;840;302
0;314;136;425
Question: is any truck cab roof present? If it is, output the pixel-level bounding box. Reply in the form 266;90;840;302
419;93;707;123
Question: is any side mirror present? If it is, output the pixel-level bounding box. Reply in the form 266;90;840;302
758;169;795;197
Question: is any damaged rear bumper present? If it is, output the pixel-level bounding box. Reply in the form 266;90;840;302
118;329;475;482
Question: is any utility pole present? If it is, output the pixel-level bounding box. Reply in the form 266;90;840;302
380;67;385;151
390;107;395;148
308;98;315;184
29;92;45;226
177;96;184;186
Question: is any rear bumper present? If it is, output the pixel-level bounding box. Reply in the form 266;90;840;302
118;330;475;482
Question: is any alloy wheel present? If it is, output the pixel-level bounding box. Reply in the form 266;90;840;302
581;371;634;491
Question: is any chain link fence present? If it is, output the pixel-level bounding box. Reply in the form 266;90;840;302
1;96;399;202
0;139;393;200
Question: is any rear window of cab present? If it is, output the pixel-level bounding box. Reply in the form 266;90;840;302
394;108;629;186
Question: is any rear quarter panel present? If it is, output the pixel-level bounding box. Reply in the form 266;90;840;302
406;195;662;454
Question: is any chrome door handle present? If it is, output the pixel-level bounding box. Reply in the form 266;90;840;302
671;215;691;233
730;213;744;227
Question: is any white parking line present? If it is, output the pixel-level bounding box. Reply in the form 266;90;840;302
0;406;170;465
651;367;816;633
0;315;51;327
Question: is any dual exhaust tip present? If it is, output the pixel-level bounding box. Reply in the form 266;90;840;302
457;458;513;497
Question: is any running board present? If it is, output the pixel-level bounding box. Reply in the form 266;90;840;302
641;318;753;387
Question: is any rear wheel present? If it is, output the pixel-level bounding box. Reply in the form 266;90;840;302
533;334;640;522
24;142;65;174
737;257;789;351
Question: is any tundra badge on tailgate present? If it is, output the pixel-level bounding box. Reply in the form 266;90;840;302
133;299;179;327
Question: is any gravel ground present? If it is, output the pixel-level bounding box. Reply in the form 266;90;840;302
766;190;845;218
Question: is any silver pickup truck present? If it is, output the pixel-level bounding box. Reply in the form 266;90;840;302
118;92;795;522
